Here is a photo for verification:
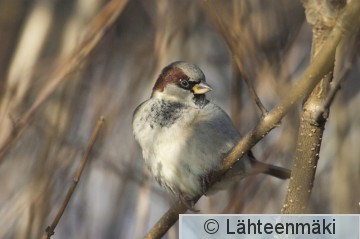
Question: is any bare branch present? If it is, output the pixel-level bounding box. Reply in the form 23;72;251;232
241;70;269;116
282;0;359;214
230;59;243;128
144;199;188;239
315;32;360;122
202;0;268;116
314;61;352;122
41;117;105;239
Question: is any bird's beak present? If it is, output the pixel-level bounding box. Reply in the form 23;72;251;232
192;82;213;95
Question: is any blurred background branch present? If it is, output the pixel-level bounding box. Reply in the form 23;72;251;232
0;0;359;239
0;0;128;162
42;117;105;239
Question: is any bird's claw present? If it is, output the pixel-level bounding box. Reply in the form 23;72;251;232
201;174;211;195
179;194;199;212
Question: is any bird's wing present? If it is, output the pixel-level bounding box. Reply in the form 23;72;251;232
188;102;242;164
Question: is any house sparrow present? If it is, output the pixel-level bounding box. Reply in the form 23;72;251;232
132;61;290;202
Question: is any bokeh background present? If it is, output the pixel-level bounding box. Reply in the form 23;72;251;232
0;0;359;238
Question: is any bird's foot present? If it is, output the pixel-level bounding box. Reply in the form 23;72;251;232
179;194;199;212
200;174;212;195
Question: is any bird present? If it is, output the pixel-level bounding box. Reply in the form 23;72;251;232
132;61;290;205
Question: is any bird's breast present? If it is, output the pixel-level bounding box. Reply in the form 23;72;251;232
148;100;188;128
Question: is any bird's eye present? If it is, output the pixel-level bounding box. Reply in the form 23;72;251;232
180;79;190;88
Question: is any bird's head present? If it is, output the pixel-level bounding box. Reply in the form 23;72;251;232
152;61;212;106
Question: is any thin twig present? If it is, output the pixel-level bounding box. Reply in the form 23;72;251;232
241;71;269;116
144;0;360;237
230;58;243;128
0;0;128;164
144;199;188;239
41;117;105;239
314;29;360;122
202;0;268;116
314;62;352;122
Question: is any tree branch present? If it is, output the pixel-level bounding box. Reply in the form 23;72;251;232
314;29;360;122
314;61;352;122
203;0;268;116
282;0;357;214
41;117;105;239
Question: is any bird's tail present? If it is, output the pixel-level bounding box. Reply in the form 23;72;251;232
208;152;290;194
247;152;291;180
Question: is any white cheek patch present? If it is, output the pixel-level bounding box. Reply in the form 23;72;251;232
163;84;189;99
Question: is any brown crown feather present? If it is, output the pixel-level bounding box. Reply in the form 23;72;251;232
152;65;189;93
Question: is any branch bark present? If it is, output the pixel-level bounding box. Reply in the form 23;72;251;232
145;1;360;238
282;0;349;214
